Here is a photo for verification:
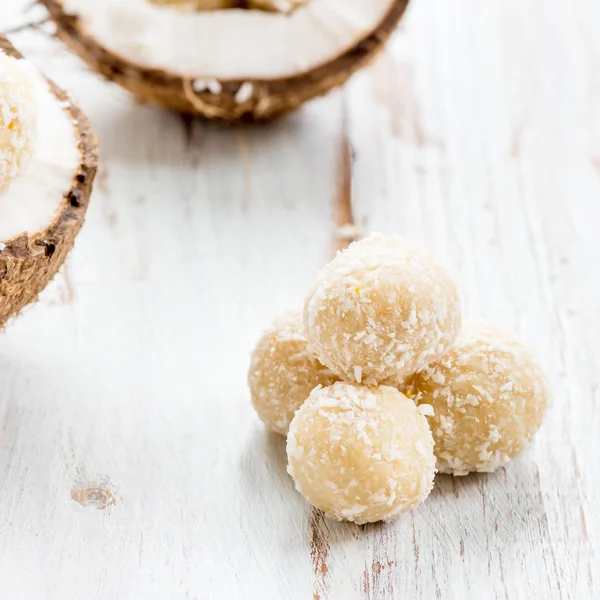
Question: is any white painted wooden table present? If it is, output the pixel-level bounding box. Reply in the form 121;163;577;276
1;0;599;598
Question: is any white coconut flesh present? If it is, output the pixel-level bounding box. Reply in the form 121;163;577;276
60;0;398;79
0;58;79;244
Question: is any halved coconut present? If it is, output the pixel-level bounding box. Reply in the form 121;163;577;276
0;35;98;328
40;0;410;121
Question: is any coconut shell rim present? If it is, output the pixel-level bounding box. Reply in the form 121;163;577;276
40;0;410;120
0;34;98;326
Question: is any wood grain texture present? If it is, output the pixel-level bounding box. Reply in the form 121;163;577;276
1;0;598;598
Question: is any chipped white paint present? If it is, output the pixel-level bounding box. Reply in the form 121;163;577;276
0;0;599;598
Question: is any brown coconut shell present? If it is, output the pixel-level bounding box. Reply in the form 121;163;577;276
0;35;98;328
40;0;410;122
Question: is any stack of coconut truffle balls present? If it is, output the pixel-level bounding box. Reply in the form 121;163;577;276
248;234;548;525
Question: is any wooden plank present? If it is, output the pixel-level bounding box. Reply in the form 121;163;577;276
0;7;342;597
344;0;600;597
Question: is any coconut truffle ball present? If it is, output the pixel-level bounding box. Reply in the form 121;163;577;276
304;234;461;386
287;382;436;524
0;51;37;190
406;322;548;476
248;310;338;435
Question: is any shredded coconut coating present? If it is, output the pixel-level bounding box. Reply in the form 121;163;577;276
405;322;548;476
304;234;462;386
287;382;436;524
248;310;338;435
0;51;37;190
